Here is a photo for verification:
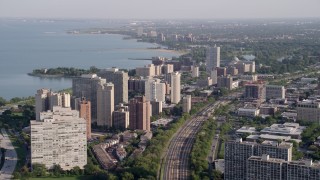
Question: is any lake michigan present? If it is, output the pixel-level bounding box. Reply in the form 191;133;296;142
0;19;180;100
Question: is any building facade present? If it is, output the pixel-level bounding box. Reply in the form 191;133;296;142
97;82;114;127
129;96;151;131
98;68;129;105
171;72;181;104
206;46;220;73
31;107;87;170
266;85;285;99
72;74;106;122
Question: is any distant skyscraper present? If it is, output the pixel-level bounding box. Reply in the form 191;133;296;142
72;74;106;122
171;72;181;104
77;97;91;140
129;96;151;131
97;68;128;105
191;66;199;78
97;82;114;127
31;106;87;170
182;95;192;113
206;45;220;73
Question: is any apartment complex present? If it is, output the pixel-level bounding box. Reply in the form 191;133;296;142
97;82;114;127
206;46;220;73
247;155;320;180
244;83;265;101
113;104;129;129
35;89;71;120
266;85;285;99
297;99;320;124
225;138;292;180
182;95;192;113
31;107;87;170
171;72;181;104
144;78;166;102
72;74;106;121
76;97;91;139
97;68;129;105
129;96;151;131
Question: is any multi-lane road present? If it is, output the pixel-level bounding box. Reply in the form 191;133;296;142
161;101;226;180
0;129;17;180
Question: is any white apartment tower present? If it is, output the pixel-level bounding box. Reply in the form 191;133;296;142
182;95;192;113
171;72;181;104
145;78;166;102
35;89;71;120
31;106;87;170
97;82;114;127
206;45;220;73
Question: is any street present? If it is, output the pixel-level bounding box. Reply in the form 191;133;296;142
0;128;18;180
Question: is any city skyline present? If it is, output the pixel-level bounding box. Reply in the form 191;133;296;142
0;0;320;19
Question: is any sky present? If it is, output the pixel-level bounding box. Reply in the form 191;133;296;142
0;0;320;19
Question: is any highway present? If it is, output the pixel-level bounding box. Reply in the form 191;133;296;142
161;101;225;180
0;129;17;180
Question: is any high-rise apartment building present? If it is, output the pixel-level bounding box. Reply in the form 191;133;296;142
182;95;192;113
217;76;233;90
35;89;70;120
97;82;114;127
72;74;106;122
265;85;285;99
129;96;151;131
151;100;163;116
206;45;220;73
247;155;320;180
113;104;129;129
76;97;91;140
162;64;174;74
191;66;199;78
31;106;87;170
145;78;166;102
171;72;181;104
244;83;265;101
247;155;284;180
225;138;292;180
35;89;51;120
211;69;218;85
97;68;129;105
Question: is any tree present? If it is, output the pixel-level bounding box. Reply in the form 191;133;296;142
0;97;6;106
32;163;47;177
121;172;134;180
71;166;82;175
51;164;63;176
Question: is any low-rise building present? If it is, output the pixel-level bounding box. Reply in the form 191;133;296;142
260;123;305;139
238;108;260;117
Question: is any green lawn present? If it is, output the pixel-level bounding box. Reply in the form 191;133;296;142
30;176;92;180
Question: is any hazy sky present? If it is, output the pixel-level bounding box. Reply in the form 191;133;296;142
1;0;320;19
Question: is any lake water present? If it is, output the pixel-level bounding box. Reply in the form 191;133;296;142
0;19;180;100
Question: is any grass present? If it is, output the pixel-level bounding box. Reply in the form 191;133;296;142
9;135;27;171
217;141;225;159
29;176;93;180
